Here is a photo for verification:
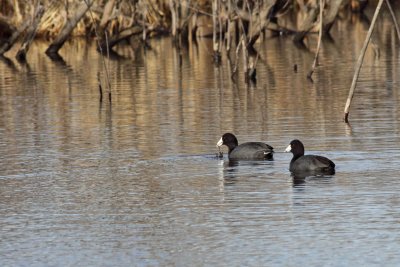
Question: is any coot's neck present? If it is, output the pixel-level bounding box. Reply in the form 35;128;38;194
291;154;302;163
291;150;304;163
226;142;238;154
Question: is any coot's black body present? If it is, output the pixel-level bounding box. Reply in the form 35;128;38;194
217;133;273;160
285;139;335;174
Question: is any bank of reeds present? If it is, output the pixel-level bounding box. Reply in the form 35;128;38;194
0;0;370;54
2;0;398;121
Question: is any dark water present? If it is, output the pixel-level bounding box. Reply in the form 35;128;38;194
1;11;400;266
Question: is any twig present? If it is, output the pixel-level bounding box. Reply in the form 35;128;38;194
105;31;112;103
232;3;254;82
241;35;249;81
212;0;221;62
231;34;244;78
225;0;232;52
307;0;325;80
343;0;385;123
169;0;177;38
84;0;112;103
180;2;212;17
16;3;45;62
385;0;400;42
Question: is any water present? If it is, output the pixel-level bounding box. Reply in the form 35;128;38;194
1;10;400;266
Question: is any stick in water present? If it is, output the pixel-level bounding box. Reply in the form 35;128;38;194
343;0;384;123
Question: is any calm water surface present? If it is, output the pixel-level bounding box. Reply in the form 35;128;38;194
1;10;400;266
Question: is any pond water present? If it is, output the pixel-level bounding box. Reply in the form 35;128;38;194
1;9;400;267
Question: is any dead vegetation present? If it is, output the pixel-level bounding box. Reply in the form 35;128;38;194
1;0;398;121
0;0;370;56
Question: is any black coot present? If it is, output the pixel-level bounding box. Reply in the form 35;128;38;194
285;139;335;174
217;133;273;160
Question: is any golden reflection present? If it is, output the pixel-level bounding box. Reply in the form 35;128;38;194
0;11;399;163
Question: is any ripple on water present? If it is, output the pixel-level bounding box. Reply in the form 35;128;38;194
2;24;400;266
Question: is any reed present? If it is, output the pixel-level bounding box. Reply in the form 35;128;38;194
343;0;385;123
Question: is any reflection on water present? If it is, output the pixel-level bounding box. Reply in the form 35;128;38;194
1;9;400;266
291;173;335;187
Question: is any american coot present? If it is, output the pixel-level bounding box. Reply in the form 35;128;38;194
285;139;335;174
217;133;274;160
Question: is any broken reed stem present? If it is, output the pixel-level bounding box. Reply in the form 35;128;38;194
241;35;248;81
169;0;177;38
142;2;147;42
307;0;325;80
385;0;400;42
343;0;385;123
226;0;232;52
231;34;244;78
218;1;223;54
84;0;112;103
233;7;249;81
105;31;112;103
212;0;221;62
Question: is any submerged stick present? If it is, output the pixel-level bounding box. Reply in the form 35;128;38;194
98;72;103;103
343;0;384;123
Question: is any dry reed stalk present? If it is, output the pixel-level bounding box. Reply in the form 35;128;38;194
46;0;94;55
307;0;324;80
212;0;221;62
322;0;343;34
293;0;318;44
16;3;45;62
99;0;116;29
13;0;23;24
169;0;178;38
241;35;248;79
385;0;400;42
142;1;148;41
218;0;223;54
343;0;385;123
225;0;233;52
231;34;244;78
85;0;112;103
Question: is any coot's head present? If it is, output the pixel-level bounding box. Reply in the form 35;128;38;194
217;133;239;150
284;139;305;157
